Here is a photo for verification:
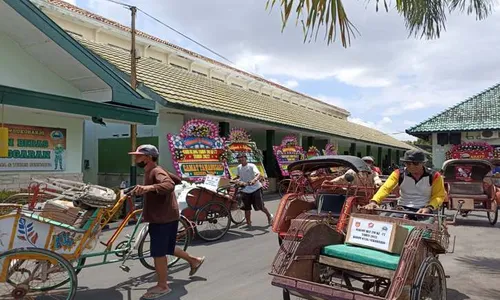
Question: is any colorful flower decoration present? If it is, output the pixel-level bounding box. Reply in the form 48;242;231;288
273;135;305;176
323;143;337;155
229;128;251;142
445;142;494;160
180;119;219;139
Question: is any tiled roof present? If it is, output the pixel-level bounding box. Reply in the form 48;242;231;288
76;37;411;150
38;0;349;116
407;83;500;135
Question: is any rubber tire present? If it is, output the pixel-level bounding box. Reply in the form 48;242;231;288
3;247;77;298
278;179;291;198
487;201;498;225
410;257;447;300
138;216;192;271
195;201;231;242
283;288;291;300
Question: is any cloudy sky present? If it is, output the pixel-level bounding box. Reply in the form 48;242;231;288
64;0;500;141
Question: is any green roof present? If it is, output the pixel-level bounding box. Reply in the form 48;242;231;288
407;83;500;135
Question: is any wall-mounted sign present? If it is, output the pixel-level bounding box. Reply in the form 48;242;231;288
225;128;268;187
445;142;497;160
273;135;304;177
0;124;66;171
168;119;228;182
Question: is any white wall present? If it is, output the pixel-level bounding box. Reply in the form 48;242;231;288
0;32;82;99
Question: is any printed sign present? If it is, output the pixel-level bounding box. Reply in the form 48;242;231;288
446;142;495;160
346;217;394;252
225;128;268;184
455;166;473;181
273;135;305;177
168;119;228;182
0;124;66;171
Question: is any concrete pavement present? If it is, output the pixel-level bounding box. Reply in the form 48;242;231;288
72;197;500;300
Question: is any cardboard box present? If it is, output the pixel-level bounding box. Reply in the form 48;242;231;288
40;200;81;225
345;217;409;254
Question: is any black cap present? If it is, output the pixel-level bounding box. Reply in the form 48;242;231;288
400;149;427;163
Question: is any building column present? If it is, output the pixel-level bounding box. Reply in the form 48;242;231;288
297;133;303;146
218;121;230;138
265;130;277;192
377;147;382;166
387;148;393;165
395;150;400;165
349;143;356;156
158;112;184;173
366;145;372;157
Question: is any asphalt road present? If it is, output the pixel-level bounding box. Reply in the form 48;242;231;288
71;197;500;300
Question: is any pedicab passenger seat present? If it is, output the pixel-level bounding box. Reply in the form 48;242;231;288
447;181;489;200
319;225;431;277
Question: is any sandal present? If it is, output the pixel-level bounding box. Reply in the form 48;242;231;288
189;256;205;276
142;288;171;299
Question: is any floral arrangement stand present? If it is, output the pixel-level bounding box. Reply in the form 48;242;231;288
272;135;305;177
323;143;337;156
306;146;321;159
445;142;497;160
167;119;228;182
224;128;269;189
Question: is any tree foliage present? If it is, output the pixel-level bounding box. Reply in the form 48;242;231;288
266;0;495;47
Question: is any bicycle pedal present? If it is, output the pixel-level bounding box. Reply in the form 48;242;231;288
119;265;130;272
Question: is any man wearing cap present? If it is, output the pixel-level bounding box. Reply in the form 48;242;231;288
363;150;446;221
233;153;273;227
362;156;382;175
129;144;205;299
328;156;382;188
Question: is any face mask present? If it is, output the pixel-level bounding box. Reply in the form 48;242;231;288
137;161;147;168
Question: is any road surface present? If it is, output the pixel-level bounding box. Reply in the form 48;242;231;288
72;197;500;300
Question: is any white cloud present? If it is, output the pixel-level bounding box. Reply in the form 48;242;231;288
61;0;76;4
79;0;500;141
284;80;299;88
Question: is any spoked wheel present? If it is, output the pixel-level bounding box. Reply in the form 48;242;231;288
278;179;291;197
195;201;231;242
0;247;77;299
230;194;245;225
138;216;192;270
411;257;447;300
487;200;498;225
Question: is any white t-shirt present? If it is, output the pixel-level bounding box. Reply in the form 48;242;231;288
237;163;262;194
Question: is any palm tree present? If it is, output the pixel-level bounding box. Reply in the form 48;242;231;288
266;0;494;47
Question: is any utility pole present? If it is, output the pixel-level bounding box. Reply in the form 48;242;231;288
126;6;138;217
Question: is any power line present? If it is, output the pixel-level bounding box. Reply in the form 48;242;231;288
98;0;236;66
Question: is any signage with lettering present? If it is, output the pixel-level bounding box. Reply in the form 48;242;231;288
0;124;66;171
168;119;228;182
225;128;268;186
346;218;393;251
445;142;500;160
273;135;305;177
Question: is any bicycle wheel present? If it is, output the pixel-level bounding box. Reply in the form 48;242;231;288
230;193;245;225
195;201;231;242
138;216;192;271
1;247;77;299
278;179;291;197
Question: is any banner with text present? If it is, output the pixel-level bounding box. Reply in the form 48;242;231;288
0;124;66;171
225;129;268;187
168;119;228;182
273;135;304;177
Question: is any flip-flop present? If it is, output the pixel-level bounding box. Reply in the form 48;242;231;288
189;256;205;276
142;288;171;299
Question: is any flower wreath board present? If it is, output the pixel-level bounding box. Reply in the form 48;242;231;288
306;146;321;159
322;143;338;156
273;135;305;177
224;128;269;188
167;119;228;183
445;142;497;160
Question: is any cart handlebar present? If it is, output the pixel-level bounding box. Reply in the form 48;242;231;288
122;185;137;195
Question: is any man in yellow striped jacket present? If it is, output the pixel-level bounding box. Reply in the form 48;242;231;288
364;150;446;221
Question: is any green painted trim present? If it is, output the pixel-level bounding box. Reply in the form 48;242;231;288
5;0;155;110
0;85;157;125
